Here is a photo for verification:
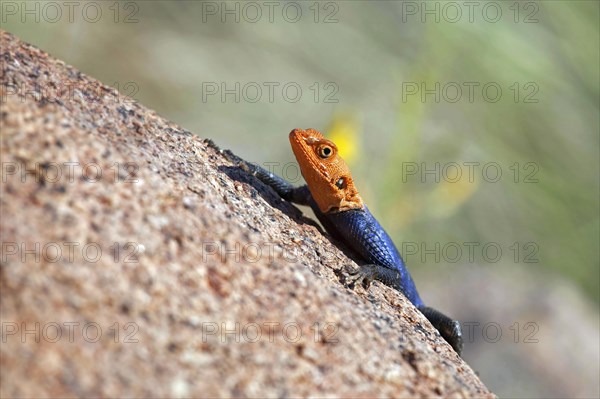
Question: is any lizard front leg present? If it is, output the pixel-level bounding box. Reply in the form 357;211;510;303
344;263;464;356
222;149;312;205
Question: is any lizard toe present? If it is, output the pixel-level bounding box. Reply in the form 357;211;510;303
341;264;378;289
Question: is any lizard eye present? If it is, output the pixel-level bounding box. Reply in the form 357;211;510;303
335;177;346;189
318;145;333;159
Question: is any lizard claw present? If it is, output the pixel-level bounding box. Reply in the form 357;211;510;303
221;149;256;174
203;139;247;171
342;264;378;289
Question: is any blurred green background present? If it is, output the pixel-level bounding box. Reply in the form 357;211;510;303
2;1;598;397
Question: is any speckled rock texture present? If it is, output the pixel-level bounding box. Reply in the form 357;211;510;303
0;30;493;398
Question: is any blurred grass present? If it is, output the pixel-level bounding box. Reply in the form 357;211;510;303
2;0;597;302
385;1;599;303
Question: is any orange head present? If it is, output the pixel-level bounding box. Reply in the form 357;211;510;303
289;128;364;213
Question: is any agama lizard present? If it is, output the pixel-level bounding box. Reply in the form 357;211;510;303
222;128;464;355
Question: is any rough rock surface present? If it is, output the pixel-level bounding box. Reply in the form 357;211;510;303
0;30;493;398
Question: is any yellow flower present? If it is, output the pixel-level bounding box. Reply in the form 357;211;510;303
326;112;359;164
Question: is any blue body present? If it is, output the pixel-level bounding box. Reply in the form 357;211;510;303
311;202;424;307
